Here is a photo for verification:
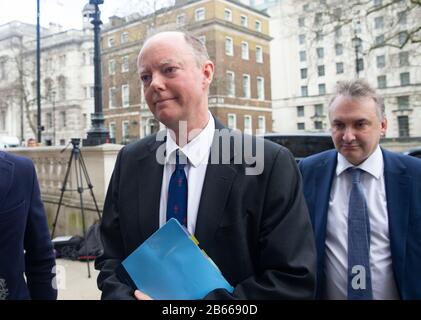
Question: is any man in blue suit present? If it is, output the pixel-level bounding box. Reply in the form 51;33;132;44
0;151;57;300
299;80;421;300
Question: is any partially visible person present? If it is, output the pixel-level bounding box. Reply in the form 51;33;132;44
27;138;37;147
299;79;421;300
95;31;316;300
0;151;57;300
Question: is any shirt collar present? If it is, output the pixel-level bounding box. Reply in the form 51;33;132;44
336;145;383;179
165;111;215;167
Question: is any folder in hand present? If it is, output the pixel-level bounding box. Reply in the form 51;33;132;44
116;218;234;300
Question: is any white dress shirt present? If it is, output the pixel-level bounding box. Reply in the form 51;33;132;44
159;112;215;235
324;145;399;299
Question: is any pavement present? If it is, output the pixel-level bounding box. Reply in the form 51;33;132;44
56;258;101;300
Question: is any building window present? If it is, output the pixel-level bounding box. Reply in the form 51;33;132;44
257;77;265;100
241;42;249;60
256;46;263;63
318;65;325;77
121;32;129;44
86;86;94;98
226;71;235;97
122;84;130;107
336;62;344;74
335;25;342;38
315;12;323;25
244;115;252;135
374;16;384;29
315;104;324;116
373;0;383;7
195;8;205;21
301;86;308;97
375;34;385;45
314;121;323;130
46;113;52;129
318;84;326;95
109;122;116;139
398;11;407;25
399;51;409;66
299;34;306;45
108;37;115;47
397;96;409;110
377;75;387;89
122;120;129;142
297;122;305;130
399;31;407;46
398;116;409;137
225;37;234;56
316;30;323;41
108;59;116;75
0;110;6;131
255;20;262;32
300;68;308;79
0;58;6;80
58;76;66;100
198;35;206;45
240;15;248;27
297;106;304;117
357;58;364;72
60;111;66;128
299;50;307;62
335;43;343;55
227;114;236;129
109;87;117;108
376;55;385;68
89;49;94;65
400;72;410;86
316;47;324;59
242;74;251;98
121;56;129;72
257;116;266;134
298;17;305;27
224;8;232;21
176;14;186;26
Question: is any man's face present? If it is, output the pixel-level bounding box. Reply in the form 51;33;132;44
137;33;213;130
329;95;387;165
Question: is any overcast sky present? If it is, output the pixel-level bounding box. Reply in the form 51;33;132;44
0;0;131;30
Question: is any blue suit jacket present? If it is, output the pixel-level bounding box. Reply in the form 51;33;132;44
299;148;421;299
0;151;57;300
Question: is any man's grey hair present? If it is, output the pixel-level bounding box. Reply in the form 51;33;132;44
142;30;210;67
329;79;385;119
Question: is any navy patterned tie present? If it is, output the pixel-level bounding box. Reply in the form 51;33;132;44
347;168;373;300
166;150;188;227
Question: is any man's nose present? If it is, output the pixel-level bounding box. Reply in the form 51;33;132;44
342;127;356;142
150;73;165;90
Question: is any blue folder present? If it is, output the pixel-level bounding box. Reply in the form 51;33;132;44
116;218;234;300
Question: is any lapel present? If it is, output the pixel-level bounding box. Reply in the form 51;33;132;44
194;119;237;248
311;150;337;298
382;149;410;288
136;136;164;240
0;152;14;209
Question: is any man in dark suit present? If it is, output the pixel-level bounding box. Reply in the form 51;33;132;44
95;31;316;300
0;151;57;300
299;79;421;299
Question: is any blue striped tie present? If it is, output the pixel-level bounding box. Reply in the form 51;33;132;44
166;150;188;227
347;168;373;300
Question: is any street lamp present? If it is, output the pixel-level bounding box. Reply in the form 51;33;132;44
352;33;363;78
51;90;56;146
36;0;42;143
83;0;109;146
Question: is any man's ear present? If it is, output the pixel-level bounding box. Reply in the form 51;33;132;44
202;60;214;88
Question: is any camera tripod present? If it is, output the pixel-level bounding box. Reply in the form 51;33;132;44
51;138;102;278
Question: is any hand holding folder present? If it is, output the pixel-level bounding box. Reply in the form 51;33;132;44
116;218;233;300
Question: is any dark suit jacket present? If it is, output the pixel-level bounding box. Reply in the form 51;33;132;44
0;151;57;300
96;119;317;299
299;148;421;299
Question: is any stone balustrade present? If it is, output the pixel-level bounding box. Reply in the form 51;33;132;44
10;143;123;236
